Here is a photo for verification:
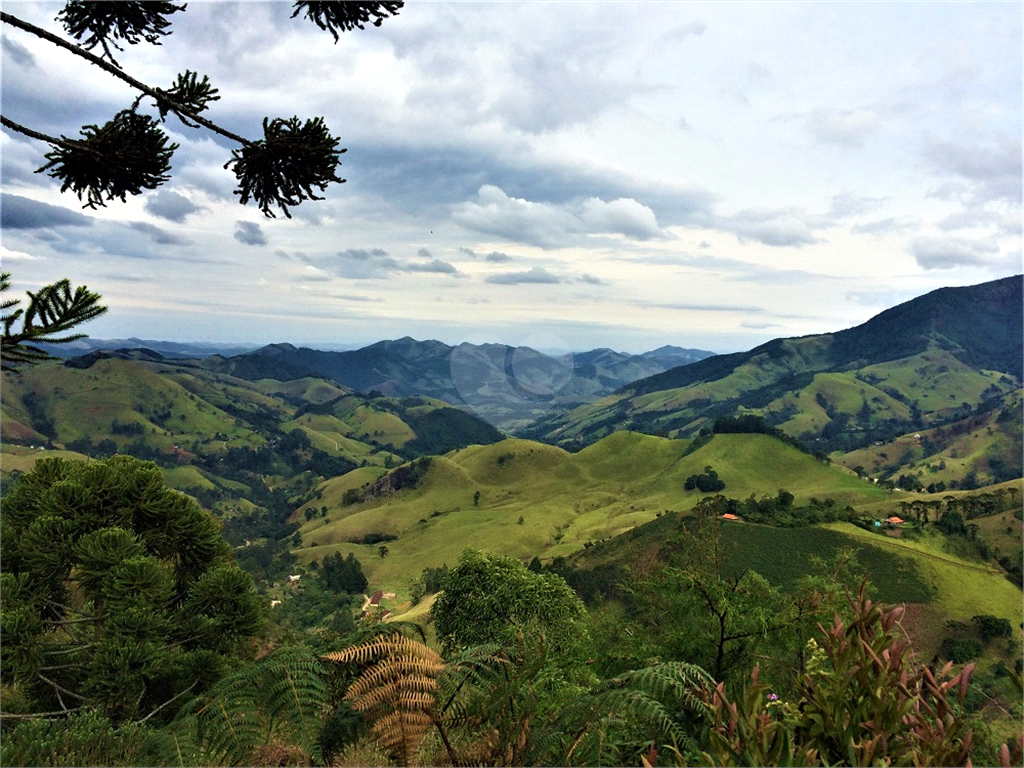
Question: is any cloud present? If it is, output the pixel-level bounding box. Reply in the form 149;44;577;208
453;185;669;248
634;300;765;313
803;107;878;147
334;249;459;279
829;191;886;218
2;37;35;67
484;44;646;133
416;247;432;257
234;221;268;246
485;251;513;262
925;136;1022;204
720;208;823;247
0;194;93;229
578;274;606;285
909;237;1000;269
580;197;668;240
485;266;562;285
407;258;459;274
454;185;579;247
851;217;918;236
658;20;708;44
0;245;44;262
935;208;1017;231
127;221;189;246
144;190;201;222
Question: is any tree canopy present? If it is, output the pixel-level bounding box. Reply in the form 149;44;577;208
431;549;590;658
0;455;265;723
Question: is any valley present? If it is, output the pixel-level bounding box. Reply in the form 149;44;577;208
2;275;1021;765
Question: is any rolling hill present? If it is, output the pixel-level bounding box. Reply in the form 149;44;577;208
522;276;1023;478
198;338;715;431
289;431;891;588
0;352;503;521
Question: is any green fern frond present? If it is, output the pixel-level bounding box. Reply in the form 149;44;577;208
182;644;329;766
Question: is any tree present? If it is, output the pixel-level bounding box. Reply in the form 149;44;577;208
431;549;590;659
0;456;266;724
623;497;858;682
1;271;107;371
1;1;402;218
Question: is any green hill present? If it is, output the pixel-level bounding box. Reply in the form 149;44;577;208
291;432;890;590
1;357;505;531
523;277;1023;488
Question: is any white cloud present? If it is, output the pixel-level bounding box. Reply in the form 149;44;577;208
453;185;668;247
485;266;562;285
803;107;879;147
910;237;1000;269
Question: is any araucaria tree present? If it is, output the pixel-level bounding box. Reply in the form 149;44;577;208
1;271;107;371
0;1;402;218
0;456;266;723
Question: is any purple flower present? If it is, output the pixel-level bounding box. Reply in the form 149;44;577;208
767;693;779;701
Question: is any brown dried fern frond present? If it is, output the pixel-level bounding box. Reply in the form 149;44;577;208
324;635;445;766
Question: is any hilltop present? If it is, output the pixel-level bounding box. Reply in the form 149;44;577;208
522;276;1023;482
290;431;889;586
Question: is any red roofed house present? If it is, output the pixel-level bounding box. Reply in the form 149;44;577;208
721;513;741;522
369;589;384;606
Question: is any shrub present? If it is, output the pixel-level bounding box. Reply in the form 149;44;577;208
940;636;984;663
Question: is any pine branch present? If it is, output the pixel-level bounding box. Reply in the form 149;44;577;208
0;11;248;145
0;708;82;720
1;272;107;371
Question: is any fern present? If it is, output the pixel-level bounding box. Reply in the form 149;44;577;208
324;634;444;766
181;644;329;766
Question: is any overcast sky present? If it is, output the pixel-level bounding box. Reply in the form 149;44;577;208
2;1;1021;354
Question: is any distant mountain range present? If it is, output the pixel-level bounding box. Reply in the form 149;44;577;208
522;275;1023;476
198;340;713;430
49;338;716;431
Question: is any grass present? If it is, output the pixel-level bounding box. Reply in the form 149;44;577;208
973;508;1023;561
719;523;934;604
293;432;893;590
821;522;1022;632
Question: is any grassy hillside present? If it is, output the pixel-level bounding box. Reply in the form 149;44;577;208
291;432;891;591
524;278;1023;481
562;505;1021;660
835;390;1023;488
1;358;506;549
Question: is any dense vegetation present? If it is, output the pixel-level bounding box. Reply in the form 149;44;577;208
3;466;1020;767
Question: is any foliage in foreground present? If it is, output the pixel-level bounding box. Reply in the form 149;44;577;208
1;271;107;371
697;587;984;767
0;456;265;724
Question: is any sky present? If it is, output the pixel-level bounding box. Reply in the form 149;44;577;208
1;1;1021;355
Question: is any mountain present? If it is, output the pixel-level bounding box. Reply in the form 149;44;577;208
198;338;717;431
35;337;261;359
1;354;503;521
522;276;1024;471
